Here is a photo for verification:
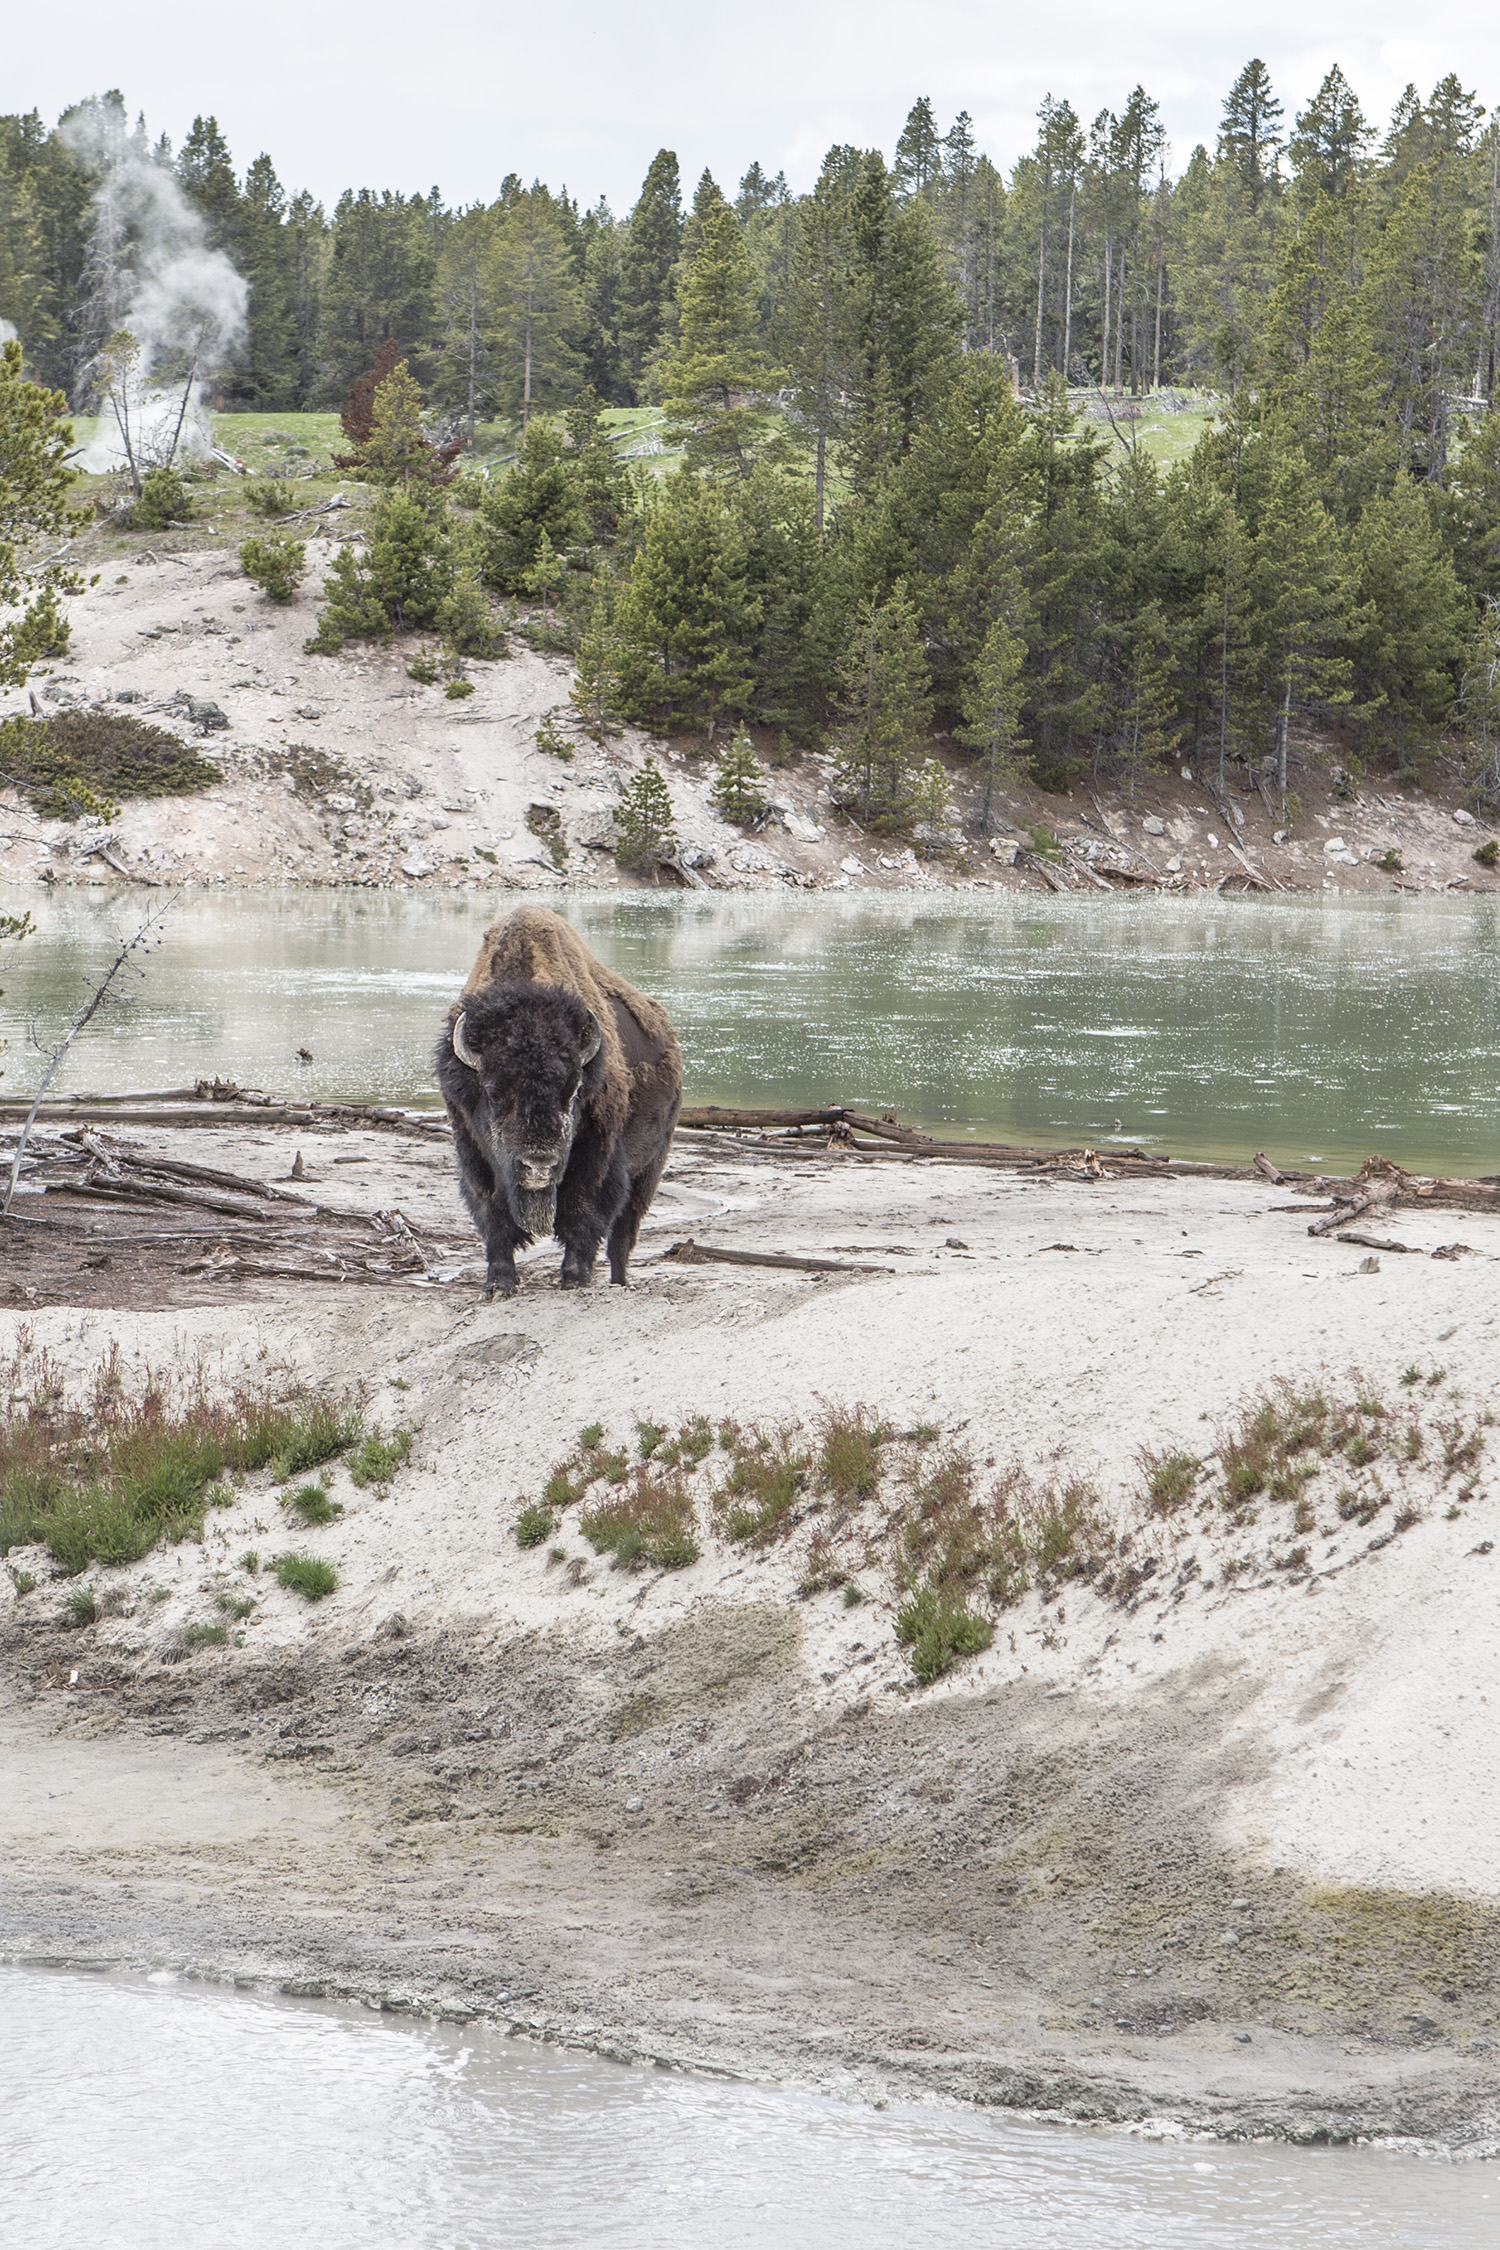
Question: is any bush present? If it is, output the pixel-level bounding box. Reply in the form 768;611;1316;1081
179;1621;229;1650
240;533;306;603
246;479;297;519
716;1425;811;1543
307;492;454;654
0;709;219;819
437;565;504;657
275;1554;338;1601
515;1503;556;1548
348;1427;413;1488
1474;839;1499;868
815;1406;885;1503
129;468;191;530
63;1585;98;1627
895;1585;993;1683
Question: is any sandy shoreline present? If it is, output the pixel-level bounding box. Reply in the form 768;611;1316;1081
3;1131;1500;2147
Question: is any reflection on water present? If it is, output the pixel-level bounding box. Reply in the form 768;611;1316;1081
4;1968;1491;2250
1;885;1497;1173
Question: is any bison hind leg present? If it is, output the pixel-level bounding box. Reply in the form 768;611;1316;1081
607;1155;669;1287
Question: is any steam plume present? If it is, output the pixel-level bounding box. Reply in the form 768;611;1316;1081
62;105;248;474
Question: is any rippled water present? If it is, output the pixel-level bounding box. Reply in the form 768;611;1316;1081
3;1969;1493;2249
2;885;1497;1172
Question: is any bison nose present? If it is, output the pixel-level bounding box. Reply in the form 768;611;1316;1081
517;1157;559;1190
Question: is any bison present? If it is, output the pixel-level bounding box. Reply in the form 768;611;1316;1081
435;906;682;1299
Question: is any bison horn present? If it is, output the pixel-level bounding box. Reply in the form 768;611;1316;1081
451;1012;480;1071
580;1011;603;1063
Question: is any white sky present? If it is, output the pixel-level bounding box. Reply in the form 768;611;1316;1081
10;0;1500;212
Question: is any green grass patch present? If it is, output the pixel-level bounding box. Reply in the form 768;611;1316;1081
1139;1448;1200;1515
275;1554;338;1601
215;1592;256;1620
716;1425;811;1543
0;1345;359;1578
581;1467;699;1570
272;1399;363;1482
815;1404;885;1503
62;1585;98;1627
895;1585;994;1684
348;1426;414;1488
282;1482;343;1526
514;1502;556;1549
179;1621;230;1650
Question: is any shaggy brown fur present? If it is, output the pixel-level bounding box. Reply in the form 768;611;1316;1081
459;907;676;1143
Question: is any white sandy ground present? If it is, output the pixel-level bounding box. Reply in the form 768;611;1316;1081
2;540;1497;898
4;1138;1500;2142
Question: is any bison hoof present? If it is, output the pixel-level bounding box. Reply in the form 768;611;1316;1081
558;1268;594;1292
484;1278;518;1301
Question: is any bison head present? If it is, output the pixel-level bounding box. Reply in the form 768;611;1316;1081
448;982;603;1239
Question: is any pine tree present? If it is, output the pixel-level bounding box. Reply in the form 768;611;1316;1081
910;758;954;855
320;189;439;397
473;420;587;592
1288;69;1371;202
0;339;80;691
779;155;858;533
615;756;678;868
710;724;768;824
611;474;756;730
434;204;501;439
957;607;1030;826
617;150;682;396
1219;60;1284;206
661;199;784;475
1459;601;1500;800
893;99;944;201
360;358;435;484
831;585;933;830
570;581;625;739
238;154;297;408
491;187;582;426
176;115;240;252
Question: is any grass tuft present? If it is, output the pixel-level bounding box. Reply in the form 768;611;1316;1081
815;1404;885;1503
62;1585;98;1628
716;1425;812;1543
1139;1448;1200;1516
347;1426;413;1488
514;1503;556;1549
275;1554;338;1601
895;1586;994;1684
581;1467;699;1570
282;1482;343;1526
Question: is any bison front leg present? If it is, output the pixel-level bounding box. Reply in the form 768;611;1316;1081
448;1102;525;1299
555;1136;628;1292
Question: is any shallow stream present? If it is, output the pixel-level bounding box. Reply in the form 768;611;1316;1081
4;1968;1494;2248
1;885;1497;1173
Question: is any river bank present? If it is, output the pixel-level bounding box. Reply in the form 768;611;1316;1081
3;538;1498;899
4;1126;1499;2149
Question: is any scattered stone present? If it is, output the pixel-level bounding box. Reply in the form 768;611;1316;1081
1141;815;1165;836
401;855;437;879
324;794;357;813
1454;808;1475;826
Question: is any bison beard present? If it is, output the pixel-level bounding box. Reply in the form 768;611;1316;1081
435;909;682;1299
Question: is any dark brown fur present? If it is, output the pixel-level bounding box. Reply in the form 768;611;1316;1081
436;908;682;1298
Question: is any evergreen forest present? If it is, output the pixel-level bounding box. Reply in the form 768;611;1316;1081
6;65;1500;812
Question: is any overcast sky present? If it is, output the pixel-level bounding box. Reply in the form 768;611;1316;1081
11;0;1500;211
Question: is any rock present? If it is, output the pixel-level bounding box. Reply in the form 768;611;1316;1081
401;855;437;879
1323;836;1354;859
1141;815;1166;836
325;793;357;813
1165;856;1182;873
839;856;865;876
186;699;229;733
989;837;1019;865
114;689;145;704
625;1796;643;1812
571;806;619;852
778;809;825;843
1454;808;1475;826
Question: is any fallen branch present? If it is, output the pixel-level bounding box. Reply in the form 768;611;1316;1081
662;1238;894;1276
1336;1230;1417;1254
3;896;178;1217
